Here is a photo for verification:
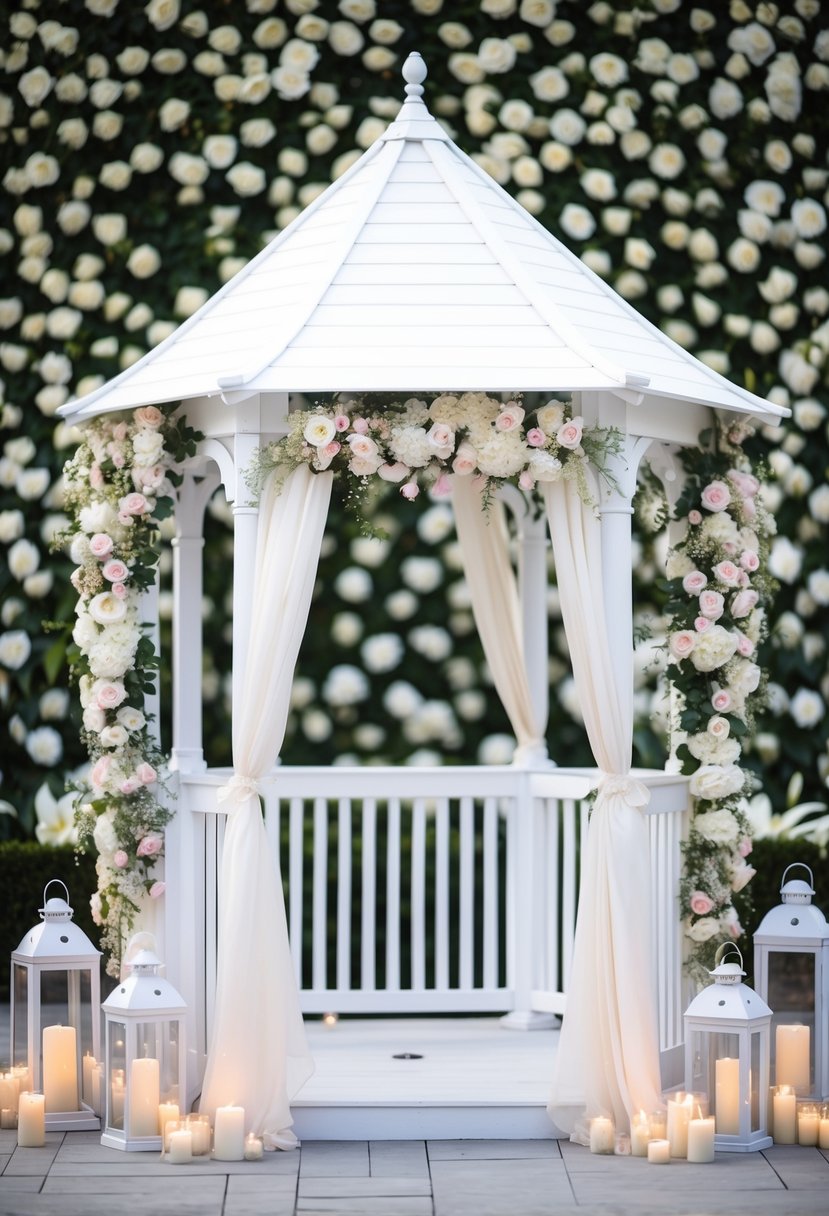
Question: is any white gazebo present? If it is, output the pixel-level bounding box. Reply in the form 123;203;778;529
61;54;786;1143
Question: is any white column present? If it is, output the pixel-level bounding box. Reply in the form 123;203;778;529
517;509;550;743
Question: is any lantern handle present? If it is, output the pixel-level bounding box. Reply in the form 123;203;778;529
781;862;814;888
713;942;743;970
42;878;70;906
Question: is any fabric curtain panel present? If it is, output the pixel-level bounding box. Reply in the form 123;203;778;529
199;464;333;1148
541;476;662;1139
452;475;545;762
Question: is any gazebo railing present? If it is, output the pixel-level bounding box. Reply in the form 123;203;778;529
163;765;689;1092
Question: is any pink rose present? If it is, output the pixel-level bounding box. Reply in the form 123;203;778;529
695;616;712;632
347;433;379;459
682;570;707;595
452;442;478;476
688;510;702;525
333;414;349;432
89;533;114;559
90;464;104;489
136;832;163;858
352;417;369;434
738;837;752;857
690;891;715;916
556;416;584;450
96;681;127;709
427;421;455;451
133;405;164;428
731;589;758;619
113;850;129;869
323;441;340;458
735;631;754;657
495;403;525;432
102;559;129;583
711;688;732;712
431;472;452;497
135;762;157;784
112;452;125;469
119;777;141;795
526;428;546;447
149;880;166;899
119;492;149;516
669;630;696;659
698;589;725;619
740;550;759;572
700;480;731;512
377;462;410;483
90;756;111;788
400;480;420;500
518;469;535;490
112;582;128;599
133;464;165;490
742;496;757;520
112;421;129;441
728;468;760;498
714;560;741;587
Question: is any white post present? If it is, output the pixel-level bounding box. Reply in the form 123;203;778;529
229;398;263;725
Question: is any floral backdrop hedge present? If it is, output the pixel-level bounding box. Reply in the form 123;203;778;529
1;0;828;868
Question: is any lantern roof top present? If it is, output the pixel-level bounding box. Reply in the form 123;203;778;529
60;54;787;428
754;900;829;942
685;979;772;1023
12;918;101;963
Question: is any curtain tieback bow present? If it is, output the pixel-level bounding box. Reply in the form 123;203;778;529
597;774;650;809
216;772;261;809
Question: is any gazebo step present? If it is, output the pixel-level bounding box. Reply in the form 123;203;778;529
292;1017;564;1141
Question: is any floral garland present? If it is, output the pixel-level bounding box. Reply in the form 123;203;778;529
61;405;199;975
664;418;776;987
250;392;620;512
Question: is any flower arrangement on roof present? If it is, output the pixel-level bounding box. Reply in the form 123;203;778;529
664;417;777;986
251;392;620;513
60;405;199;974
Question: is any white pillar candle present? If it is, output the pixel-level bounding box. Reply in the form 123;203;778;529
187;1115;211;1156
0;1074;20;1115
714;1057;740;1135
647;1138;670;1164
17;1093;45;1147
687;1116;716;1163
772;1085;797;1144
667;1095;694;1158
1;1109;16;1129
589;1115;615;1154
798;1107;819;1147
167;1128;193;1164
129;1058;160;1137
818;1116;829;1150
12;1066;30;1096
630;1111;650;1158
110;1075;125;1126
213;1105;245;1161
42;1026;79;1113
158;1102;180;1146
776;1025;810;1094
244;1133;264;1161
82;1053;96;1108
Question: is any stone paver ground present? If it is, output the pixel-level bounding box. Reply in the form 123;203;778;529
1;1131;828;1216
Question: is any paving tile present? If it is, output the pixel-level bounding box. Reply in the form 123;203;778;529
297;1200;432;1215
3;1143;62;1176
428;1138;561;1161
762;1144;829;1187
226;1174;298;1195
41;1174;226;1198
0;1159;9;1174
369;1141;429;1177
430;1156;573;1216
0;1197;223;1216
300;1141;370;1177
0;1176;44;1191
299;1176;432;1198
224;1196;297;1216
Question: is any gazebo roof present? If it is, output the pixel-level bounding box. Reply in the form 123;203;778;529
62;53;785;425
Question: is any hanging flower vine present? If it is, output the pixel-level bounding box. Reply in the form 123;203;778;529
61;404;199;974
664;418;777;986
249;392;621;516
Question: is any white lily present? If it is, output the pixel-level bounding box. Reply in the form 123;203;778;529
748;793;829;847
33;782;79;847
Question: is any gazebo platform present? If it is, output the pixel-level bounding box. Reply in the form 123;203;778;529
292;1018;560;1142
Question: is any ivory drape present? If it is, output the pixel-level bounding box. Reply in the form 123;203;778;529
542;476;662;1139
199;465;333;1148
452;476;546;764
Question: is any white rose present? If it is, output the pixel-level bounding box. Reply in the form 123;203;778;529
8;538;40;580
145;0;180;33
789;688;824;728
19;66;54;108
689;765;745;801
130;143;164;174
127;244;161;279
158;97;190;132
690;625;738;672
687;916;720;943
328;21;364;56
25;726;62;767
0;630;31;670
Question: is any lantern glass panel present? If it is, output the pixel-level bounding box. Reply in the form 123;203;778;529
749;1030;762;1131
12;964;28;1071
767;951;815;1090
107;1020;127;1132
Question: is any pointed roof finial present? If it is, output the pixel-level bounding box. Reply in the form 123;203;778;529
402;51;427;100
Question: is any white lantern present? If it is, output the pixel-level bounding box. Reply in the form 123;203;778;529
684;943;772;1152
10;880;101;1130
101;943;187;1151
753;863;828;1101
